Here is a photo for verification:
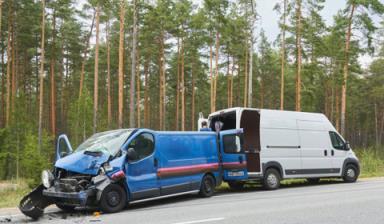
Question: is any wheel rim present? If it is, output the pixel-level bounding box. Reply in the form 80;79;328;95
107;190;121;207
267;174;278;187
204;178;212;193
347;168;356;179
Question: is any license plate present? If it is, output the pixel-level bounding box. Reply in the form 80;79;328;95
228;171;244;177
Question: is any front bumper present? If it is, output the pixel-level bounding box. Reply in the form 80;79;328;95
42;187;96;206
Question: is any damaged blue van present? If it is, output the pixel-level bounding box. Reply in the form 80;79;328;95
19;128;241;219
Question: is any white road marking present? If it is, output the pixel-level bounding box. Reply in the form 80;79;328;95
170;217;225;224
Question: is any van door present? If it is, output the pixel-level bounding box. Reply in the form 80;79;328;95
297;120;341;177
56;134;73;161
125;132;160;200
329;131;348;175
219;129;248;181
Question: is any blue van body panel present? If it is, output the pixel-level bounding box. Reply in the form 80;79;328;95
155;132;221;194
219;129;248;182
120;130;220;201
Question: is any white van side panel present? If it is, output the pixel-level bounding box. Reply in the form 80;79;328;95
260;111;302;176
298;120;334;176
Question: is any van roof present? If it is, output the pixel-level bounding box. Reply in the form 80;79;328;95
208;107;326;120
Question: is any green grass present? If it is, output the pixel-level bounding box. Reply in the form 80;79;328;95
355;148;384;178
0;179;30;208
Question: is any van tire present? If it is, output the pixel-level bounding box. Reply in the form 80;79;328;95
306;178;320;184
263;168;281;190
199;175;215;197
228;181;245;191
343;164;358;183
99;184;127;213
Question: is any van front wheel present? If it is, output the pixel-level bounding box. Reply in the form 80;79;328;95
343;164;358;183
199;175;215;197
99;184;127;213
263;168;281;190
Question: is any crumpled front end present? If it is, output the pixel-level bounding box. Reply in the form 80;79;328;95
19;168;112;220
42;168;98;207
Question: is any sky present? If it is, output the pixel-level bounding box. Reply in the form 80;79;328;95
257;0;346;41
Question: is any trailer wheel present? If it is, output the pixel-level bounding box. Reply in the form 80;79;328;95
263;168;281;190
56;203;76;212
228;181;245;191
199;175;215;198
343;164;358;183
306;178;320;184
99;184;127;213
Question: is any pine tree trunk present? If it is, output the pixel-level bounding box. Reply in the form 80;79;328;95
118;1;125;128
191;58;195;131
11;17;16;117
295;0;302;112
136;48;141;128
226;53;230;108
93;4;100;134
144;58;149;127
129;0;138;128
0;0;3;127
260;79;264;108
213;32;219;112
341;4;355;136
236;63;241;106
175;38;180;130
209;32;213;113
79;11;96;98
243;49;248;107
159;32;166;130
50;11;56;136
335;88;340;131
106;18;112;128
38;0;46;150
230;58;234;107
1;46;4;127
5;2;11;127
181;39;185;131
280;0;287;110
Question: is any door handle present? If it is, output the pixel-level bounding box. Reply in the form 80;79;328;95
331;150;334;156
324;150;328;156
154;158;158;168
239;156;243;164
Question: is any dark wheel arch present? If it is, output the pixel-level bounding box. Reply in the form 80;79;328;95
262;161;284;179
342;158;360;177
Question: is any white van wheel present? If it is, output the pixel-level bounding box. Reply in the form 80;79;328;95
263;168;281;190
343;164;358;183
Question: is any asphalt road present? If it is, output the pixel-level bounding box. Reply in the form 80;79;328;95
2;178;384;224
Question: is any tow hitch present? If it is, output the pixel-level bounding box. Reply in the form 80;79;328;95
19;185;53;220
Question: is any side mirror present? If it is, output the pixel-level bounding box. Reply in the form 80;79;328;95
344;142;351;151
126;148;138;161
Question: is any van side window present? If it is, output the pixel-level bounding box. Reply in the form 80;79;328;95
223;134;243;154
329;132;345;150
128;133;155;161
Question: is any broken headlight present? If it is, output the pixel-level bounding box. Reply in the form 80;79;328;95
41;170;54;188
